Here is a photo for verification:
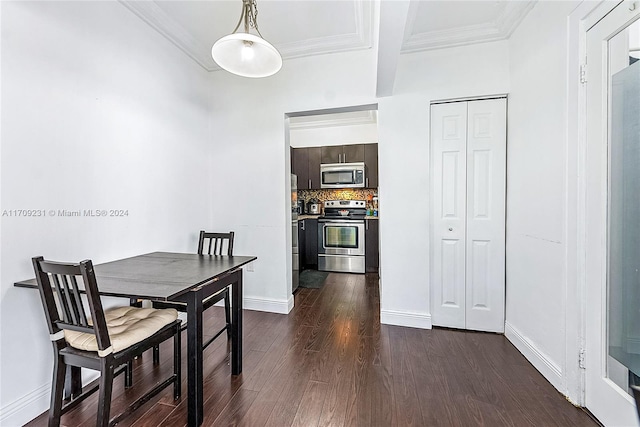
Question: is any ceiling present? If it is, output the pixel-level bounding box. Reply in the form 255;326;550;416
118;0;535;94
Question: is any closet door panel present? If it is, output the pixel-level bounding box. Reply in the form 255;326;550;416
465;98;506;333
431;102;467;329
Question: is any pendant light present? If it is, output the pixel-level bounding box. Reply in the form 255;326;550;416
211;0;282;78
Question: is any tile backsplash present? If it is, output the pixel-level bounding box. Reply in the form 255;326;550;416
298;188;377;203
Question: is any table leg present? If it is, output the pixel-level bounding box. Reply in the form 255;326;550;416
186;288;204;427
231;270;243;375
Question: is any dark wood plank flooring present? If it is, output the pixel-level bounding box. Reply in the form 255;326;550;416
25;273;598;426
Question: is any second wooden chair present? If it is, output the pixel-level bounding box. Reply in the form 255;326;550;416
152;231;234;360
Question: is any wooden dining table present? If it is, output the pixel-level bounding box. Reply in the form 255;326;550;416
15;251;257;427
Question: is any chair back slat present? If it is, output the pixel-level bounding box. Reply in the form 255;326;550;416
60;274;86;326
54;273;89;328
198;231;234;256
32;257;111;351
51;273;73;324
69;275;88;326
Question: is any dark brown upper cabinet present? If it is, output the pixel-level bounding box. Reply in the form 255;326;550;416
292;147;322;190
321;144;365;164
364;143;378;188
308;147;321;189
294;143;377;189
292;147;309;189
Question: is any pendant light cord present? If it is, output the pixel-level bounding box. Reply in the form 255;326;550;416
230;0;266;39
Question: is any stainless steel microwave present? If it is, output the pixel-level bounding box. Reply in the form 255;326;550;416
320;162;365;188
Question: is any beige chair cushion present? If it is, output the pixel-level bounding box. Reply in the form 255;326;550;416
64;306;178;354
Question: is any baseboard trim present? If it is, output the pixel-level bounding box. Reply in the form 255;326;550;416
243;296;292;314
380;309;432;329
3;295;292;425
0;382;50;426
505;321;563;392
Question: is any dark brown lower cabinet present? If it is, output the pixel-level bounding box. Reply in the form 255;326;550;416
299;218;318;270
298;220;306;270
305;218;318;269
365;219;379;273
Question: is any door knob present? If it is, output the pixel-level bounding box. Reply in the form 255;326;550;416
449;228;453;231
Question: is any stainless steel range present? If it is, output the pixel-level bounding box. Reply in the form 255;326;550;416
318;200;367;274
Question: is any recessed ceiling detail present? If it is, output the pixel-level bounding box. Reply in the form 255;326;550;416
118;0;373;72
401;0;536;53
118;1;535;76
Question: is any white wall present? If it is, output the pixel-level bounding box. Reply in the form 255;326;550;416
207;49;377;314
290;122;378;148
378;41;510;327
394;40;511;97
205;38;509;326
0;0;590;423
505;0;581;399
0;2;211;424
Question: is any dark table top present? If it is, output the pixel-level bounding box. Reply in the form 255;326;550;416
14;252;257;301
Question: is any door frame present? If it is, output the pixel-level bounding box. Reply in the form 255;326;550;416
429;96;507;333
571;0;640;413
583;1;640;424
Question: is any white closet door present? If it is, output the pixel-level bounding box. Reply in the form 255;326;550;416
431;98;506;332
431;101;468;329
465;99;506;333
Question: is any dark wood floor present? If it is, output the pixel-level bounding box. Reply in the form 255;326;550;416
26;273;598;427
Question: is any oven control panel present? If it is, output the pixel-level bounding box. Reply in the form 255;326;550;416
324;200;366;208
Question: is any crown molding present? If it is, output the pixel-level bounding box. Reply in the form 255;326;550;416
118;0;373;72
402;21;503;53
401;0;536;53
289;110;377;130
496;0;537;36
118;0;217;71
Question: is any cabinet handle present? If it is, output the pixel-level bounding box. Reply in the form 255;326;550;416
301;220;305;231
366;220;369;231
366;178;369;187
308;179;312;188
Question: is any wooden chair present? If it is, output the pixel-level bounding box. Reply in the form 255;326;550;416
152;231;234;359
32;256;181;427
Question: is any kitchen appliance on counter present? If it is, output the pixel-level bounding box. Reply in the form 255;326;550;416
320;162;365;189
297;199;305;215
318;200;367;274
307;198;322;215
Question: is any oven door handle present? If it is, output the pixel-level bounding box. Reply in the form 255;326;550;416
318;219;365;225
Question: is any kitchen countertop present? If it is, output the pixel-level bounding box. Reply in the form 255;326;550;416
297;214;379;220
298;214;321;220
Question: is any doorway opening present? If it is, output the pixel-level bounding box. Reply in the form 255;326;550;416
285;104;379;298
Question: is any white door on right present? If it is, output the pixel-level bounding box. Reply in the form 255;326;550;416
431;98;506;333
585;2;640;425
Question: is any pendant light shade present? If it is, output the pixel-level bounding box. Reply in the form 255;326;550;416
211;0;282;78
212;33;282;78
